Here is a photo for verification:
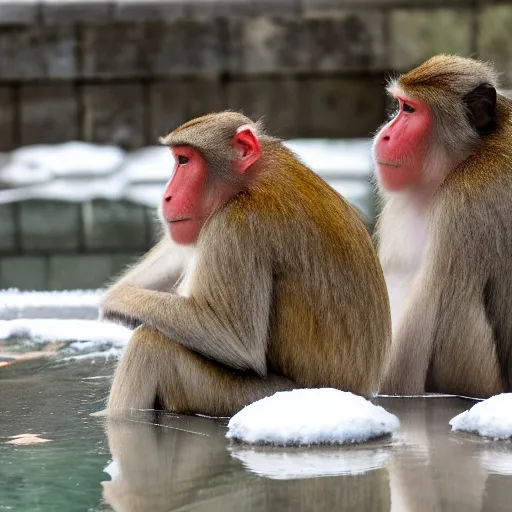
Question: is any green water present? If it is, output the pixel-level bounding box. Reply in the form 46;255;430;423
0;357;511;512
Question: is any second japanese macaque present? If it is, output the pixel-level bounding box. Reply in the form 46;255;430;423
100;111;391;417
374;55;512;398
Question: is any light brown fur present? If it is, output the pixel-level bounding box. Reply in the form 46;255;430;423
377;55;512;397
102;112;391;417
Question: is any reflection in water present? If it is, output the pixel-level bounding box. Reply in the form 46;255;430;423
229;444;390;479
481;447;512;476
102;413;391;512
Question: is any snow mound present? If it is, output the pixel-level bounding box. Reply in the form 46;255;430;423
449;394;512;439
226;388;400;446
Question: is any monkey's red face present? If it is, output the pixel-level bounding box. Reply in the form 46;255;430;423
373;93;433;192
161;147;222;245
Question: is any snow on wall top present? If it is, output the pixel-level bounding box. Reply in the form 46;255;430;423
0;139;374;211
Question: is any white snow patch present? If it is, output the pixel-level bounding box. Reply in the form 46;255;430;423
0;289;101;320
449;394;512;440
104;460;120;481
0;140;374;214
10;141;125;178
122;146;174;182
0;318;132;346
226;388;400;446
229;446;390;479
285;139;373;178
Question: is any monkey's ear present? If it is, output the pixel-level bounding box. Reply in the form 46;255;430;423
233;125;261;174
463;83;497;135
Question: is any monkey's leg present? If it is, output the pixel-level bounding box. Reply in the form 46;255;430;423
108;326;296;417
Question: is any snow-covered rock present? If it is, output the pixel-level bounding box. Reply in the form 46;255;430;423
226;388;400;446
449;394;512;440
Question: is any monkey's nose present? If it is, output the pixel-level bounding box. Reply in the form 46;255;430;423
165;195;172;202
382;135;390;141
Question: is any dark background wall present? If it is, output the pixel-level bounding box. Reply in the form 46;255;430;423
1;0;511;150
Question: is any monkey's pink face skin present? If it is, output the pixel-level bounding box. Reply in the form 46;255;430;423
162;146;218;245
162;129;261;245
374;94;433;191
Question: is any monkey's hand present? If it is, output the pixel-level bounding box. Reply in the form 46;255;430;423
100;284;144;330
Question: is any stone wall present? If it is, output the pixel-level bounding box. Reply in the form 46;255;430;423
1;0;511;151
0;199;155;290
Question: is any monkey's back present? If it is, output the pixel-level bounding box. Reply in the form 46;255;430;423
425;97;512;396
255;147;391;396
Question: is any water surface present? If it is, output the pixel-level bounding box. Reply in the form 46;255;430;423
1;358;511;511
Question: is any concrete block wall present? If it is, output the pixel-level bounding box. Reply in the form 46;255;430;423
1;0;511;151
0;199;157;290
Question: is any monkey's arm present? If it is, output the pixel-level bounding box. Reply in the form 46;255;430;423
101;280;271;377
103;237;192;295
102;217;272;376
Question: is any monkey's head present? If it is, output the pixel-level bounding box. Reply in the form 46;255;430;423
373;55;499;193
158;112;269;245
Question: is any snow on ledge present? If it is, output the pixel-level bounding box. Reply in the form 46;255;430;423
0;289;102;320
226;388;400;446
449;394;512;440
0;319;132;350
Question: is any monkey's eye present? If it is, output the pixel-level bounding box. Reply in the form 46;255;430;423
177;155;189;165
402;103;415;113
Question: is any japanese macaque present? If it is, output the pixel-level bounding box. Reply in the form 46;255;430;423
100;111;391;417
374;55;512;398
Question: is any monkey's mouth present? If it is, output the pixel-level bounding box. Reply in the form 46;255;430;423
377;161;402;168
168;217;192;224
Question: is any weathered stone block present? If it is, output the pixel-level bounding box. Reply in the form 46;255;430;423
150;81;190;142
226;78;299;138
150;78;225;141
390;8;473;71
0;87;16;151
114;0;185;21
304;12;386;72
0;203;16;253
1;257;47;291
19;201;80;253
478;5;512;85
185;78;225;120
0;26;76;80
111;253;143;279
20;85;79;146
186;0;298;17
229;17;306;74
0;0;38;25
298;77;386;138
304;0;474;13
49;255;113;290
148;19;228;76
42;0;111;24
81;23;149;79
0;27;44;79
82;84;147;149
42;26;77;78
82;200;148;251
